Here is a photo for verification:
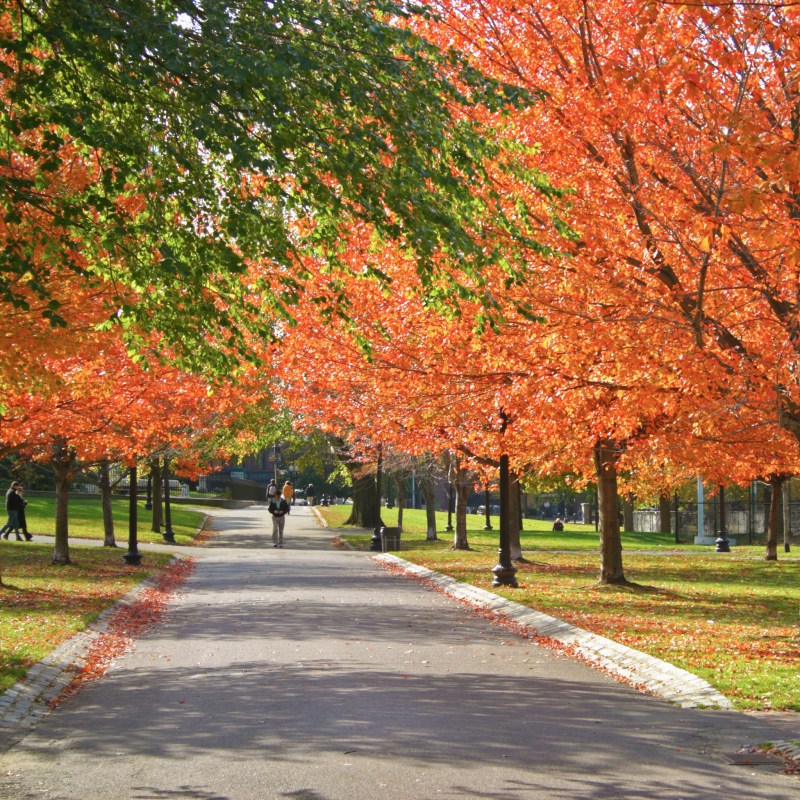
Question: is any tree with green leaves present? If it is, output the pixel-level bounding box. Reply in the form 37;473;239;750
1;0;540;375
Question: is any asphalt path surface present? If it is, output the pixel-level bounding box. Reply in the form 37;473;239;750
0;506;797;799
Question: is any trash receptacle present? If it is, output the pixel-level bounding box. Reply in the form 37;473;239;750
380;526;401;552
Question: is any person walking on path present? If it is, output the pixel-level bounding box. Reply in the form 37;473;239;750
16;485;32;541
305;482;315;506
268;490;290;547
0;481;25;541
267;478;277;500
282;481;294;509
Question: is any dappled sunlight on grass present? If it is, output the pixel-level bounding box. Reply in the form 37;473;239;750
427;553;799;711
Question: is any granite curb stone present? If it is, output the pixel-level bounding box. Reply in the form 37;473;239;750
375;552;733;711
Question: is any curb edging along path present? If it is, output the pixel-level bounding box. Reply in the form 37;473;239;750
0;557;184;751
374;552;733;711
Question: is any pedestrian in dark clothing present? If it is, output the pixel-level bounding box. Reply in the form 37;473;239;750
16;486;32;540
268;491;290;547
1;482;24;540
306;483;316;506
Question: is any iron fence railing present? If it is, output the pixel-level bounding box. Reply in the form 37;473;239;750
633;500;800;544
74;464;230;500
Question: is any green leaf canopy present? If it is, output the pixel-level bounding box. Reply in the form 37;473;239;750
2;0;537;370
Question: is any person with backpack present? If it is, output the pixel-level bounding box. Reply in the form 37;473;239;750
282;481;294;509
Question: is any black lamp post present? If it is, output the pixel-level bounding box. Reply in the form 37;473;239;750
445;481;454;532
785;479;792;553
492;454;518;587
370;447;384;551
714;484;730;553
162;456;176;543
673;492;680;545
483;485;492;531
145;471;153;511
123;464;142;565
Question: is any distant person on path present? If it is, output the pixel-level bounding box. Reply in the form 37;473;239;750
267;478;277;499
552;518;564;532
1;481;24;540
268;491;290;547
306;483;316;506
16;485;32;540
282;481;294;509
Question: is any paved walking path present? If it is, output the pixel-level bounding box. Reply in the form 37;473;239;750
0;506;798;799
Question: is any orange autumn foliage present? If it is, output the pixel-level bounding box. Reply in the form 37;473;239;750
413;0;800;469
276;2;800;541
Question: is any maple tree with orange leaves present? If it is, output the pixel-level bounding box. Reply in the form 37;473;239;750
278;0;800;583
0;322;276;563
406;0;800;576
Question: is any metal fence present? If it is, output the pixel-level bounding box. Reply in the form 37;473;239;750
74;464;233;501
633;500;800;545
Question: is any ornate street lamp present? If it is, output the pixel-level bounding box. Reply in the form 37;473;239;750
785;479;792;554
483;485;492;531
445;481;454;532
714;484;730;553
370;446;384;551
492;454;518;587
162;456;176;543
123;464;142;565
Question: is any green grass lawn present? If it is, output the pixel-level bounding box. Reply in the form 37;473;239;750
322;504;704;551
321;505;800;711
19;496;206;547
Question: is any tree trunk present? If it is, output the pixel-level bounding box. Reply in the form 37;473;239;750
420;475;438;540
51;442;75;565
622;495;634;533
594;439;627;585
343;468;382;528
150;459;163;533
765;475;785;561
99;460;117;547
658;494;672;535
510;473;524;561
452;466;471;550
